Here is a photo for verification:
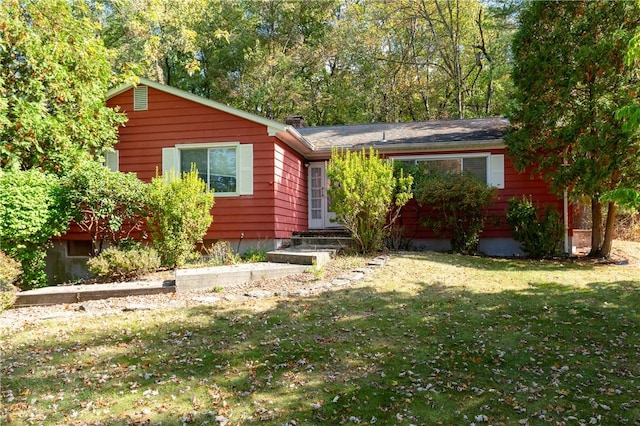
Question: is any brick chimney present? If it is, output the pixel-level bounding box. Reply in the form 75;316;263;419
285;115;305;128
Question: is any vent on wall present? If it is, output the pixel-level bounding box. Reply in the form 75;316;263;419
133;85;148;111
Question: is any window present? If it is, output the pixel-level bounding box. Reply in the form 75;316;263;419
162;143;253;196
181;147;237;193
418;157;487;183
67;240;92;257
104;149;119;172
393;153;504;189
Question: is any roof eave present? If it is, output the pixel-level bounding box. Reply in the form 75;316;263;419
304;139;505;160
274;126;316;155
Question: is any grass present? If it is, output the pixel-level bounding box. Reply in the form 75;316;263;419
1;250;640;425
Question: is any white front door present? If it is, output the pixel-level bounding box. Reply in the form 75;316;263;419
308;162;337;229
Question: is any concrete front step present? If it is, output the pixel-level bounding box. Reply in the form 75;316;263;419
14;280;175;307
265;245;337;267
290;230;356;250
175;262;308;292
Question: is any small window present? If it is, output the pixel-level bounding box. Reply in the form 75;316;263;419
133;86;148;111
67;240;92;257
104;150;119;172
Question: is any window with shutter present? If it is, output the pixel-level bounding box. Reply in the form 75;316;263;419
162;143;253;196
392;153;504;188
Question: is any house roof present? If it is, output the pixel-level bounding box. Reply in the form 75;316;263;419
298;117;508;158
107;79;507;159
107;78;314;155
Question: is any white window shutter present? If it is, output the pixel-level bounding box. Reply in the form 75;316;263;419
104;150;119;172
489;154;505;189
237;144;253;195
162;147;179;180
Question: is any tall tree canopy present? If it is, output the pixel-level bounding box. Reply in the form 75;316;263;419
0;0;126;174
96;0;515;125
505;1;640;257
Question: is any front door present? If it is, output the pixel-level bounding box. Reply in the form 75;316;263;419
308;162;337;229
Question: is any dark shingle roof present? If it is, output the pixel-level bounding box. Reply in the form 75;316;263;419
297;117;508;150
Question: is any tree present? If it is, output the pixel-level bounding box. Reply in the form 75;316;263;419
0;0;126;174
505;1;640;258
326;148;413;253
63;161;149;256
94;0;229;86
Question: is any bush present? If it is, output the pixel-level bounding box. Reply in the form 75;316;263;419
506;196;564;258
0;250;21;311
413;167;496;255
327;148;413;253
63;161;149;255
242;247;267;263
147;169;215;267
0;169;71;289
87;246;161;282
200;241;240;266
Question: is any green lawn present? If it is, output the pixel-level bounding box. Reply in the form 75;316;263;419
2;250;639;425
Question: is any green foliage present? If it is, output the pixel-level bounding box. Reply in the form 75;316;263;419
95;0;514;125
0;250;21;311
0;0;127;174
0;169;70;289
413;167;496;254
199;241;240;267
506;197;564;258
602;188;640;213
327;148;413;254
241;248;267;263
63;161;149;256
147;169;215;267
87;246;160;282
505;1;640;257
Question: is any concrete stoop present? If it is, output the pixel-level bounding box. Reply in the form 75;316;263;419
265;245;336;267
175;262;309;292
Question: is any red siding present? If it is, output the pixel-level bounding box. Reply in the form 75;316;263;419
379;149;565;239
100;85;307;241
273;141;308;237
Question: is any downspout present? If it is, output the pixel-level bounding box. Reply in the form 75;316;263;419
564;187;570;256
563;155;570;256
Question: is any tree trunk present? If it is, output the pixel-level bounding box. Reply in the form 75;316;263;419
599;201;617;258
589;197;603;257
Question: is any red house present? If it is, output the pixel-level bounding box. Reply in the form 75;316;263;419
48;78;570;282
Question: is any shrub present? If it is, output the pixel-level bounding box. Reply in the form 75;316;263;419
147;169;215;267
0;169;70;289
506;196;564;258
87;246;160;282
63;161;149;255
242;247;267;263
201;241;240;266
327;148;413;253
413;167;496;255
0;250;21;311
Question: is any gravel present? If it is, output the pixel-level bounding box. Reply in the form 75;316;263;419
0;256;388;331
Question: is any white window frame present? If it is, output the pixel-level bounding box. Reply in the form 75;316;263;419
162;142;253;197
391;152;505;189
104;149;119;172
